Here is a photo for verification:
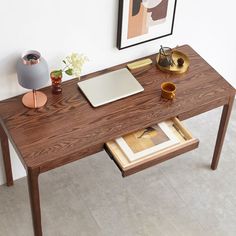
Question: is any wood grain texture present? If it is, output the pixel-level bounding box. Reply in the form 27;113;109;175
27;167;42;236
0;123;13;186
211;95;235;170
0;45;235;173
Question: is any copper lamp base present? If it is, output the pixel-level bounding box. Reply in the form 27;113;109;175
22;90;47;108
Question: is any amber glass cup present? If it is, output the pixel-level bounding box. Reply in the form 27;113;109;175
161;82;176;100
50;72;62;94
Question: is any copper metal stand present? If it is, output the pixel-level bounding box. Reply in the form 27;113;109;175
22;90;47;108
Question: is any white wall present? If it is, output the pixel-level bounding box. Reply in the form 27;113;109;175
0;0;236;185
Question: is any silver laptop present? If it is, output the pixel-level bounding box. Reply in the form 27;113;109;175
77;68;144;107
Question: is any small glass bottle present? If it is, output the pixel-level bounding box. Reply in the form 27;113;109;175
158;47;173;67
50;72;62;94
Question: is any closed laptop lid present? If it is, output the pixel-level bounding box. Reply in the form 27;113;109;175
77;68;144;107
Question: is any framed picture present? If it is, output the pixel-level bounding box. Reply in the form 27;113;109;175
117;0;177;50
115;121;179;162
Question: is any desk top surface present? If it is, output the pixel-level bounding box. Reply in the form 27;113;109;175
0;45;235;172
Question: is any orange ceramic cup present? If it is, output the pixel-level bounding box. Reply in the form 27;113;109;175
161;82;176;100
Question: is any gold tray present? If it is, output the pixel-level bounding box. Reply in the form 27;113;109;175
156;50;189;74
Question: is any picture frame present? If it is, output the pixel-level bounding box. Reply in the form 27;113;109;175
115;121;180;162
117;0;177;50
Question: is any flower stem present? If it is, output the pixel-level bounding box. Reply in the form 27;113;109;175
62;64;69;72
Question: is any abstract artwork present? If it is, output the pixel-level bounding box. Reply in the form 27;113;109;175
117;0;177;49
115;121;179;162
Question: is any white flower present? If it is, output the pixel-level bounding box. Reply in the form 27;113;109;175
65;53;88;78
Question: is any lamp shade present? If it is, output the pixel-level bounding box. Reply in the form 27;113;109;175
16;50;49;90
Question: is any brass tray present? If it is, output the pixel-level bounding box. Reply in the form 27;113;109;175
156;50;189;74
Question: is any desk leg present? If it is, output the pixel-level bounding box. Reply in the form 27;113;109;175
211;95;235;170
0;124;13;186
27;167;42;236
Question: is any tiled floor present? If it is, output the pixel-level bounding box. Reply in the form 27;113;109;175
0;103;235;236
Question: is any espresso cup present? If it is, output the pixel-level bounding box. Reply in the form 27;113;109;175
161;82;176;100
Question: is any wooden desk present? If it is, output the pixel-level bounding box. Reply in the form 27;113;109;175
0;45;235;235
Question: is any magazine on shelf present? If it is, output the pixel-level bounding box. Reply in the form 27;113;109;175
115;122;180;162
